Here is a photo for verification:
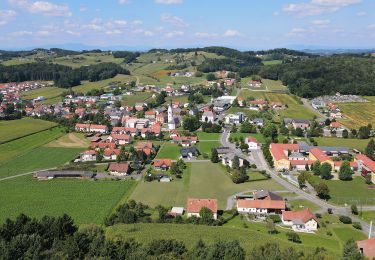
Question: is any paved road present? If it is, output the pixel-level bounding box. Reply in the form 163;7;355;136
220;129;375;237
301;98;327;119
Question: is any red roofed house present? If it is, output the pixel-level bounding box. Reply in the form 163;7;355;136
282;208;318;232
187;198;218;220
89;124;108;134
269;143;299;171
75;123;90;132
91;142;116;150
80;150;97;162
245;136;260;150
108;162;130;176
172;135;198;146
357;237;375;259
103;149;121;160
237;199;286;215
355;154;375;184
153;159;172;171
309;148;334;170
145;110;156;120
330;121;342;129
107;134;131;145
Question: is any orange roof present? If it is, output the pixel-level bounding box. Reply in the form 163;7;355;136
187;198;218;214
110;134;130;141
145;110;155;115
330;122;342;128
246;137;258;143
237;199;286;210
290;160;315;166
270;143;299;161
356;154;375;172
282;208;317;223
333;161;358;168
153;159;172;167
90;124;107;130
109;162;129;172
104;149;120;156
91;142;116;149
135;141;153;149
310;148;331;162
357;238;375;259
76;123;90;128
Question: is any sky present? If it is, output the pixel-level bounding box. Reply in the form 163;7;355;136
0;0;374;50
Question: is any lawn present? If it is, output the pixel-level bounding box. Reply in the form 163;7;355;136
0;118;57;143
238;89;267;100
0;147;83;178
338;102;375;129
332;227;366;242
155;142;181;160
288;199;320;213
262;79;288;91
0;175;135;224
230;132;266;143
22;86;64;104
360;211;375;222
122;92;152;106
315;137;372;152
130;162;284;208
197;141;221;157
0;127;64;164
195;132;221;141
310;176;375;205
106;222;339;256
45;133;90;148
262;60;283;66
226;107;259;118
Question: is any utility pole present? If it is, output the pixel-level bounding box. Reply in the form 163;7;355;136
369;221;373;239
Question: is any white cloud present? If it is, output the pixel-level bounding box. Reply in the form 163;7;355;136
113;19;128;26
66;30;80;36
287;27;307;36
131;20;143;25
155;0;182;4
161;13;187;27
0;10;16;25
118;0;131;4
106;29;122;35
9;0;72;17
79;5;87;12
9;30;32;36
223;29;241;37
311;19;330;27
283;0;361;17
132;29;155;36
368;24;375;29
356;11;366;16
165;31;184;38
36;30;51;36
195;32;218;38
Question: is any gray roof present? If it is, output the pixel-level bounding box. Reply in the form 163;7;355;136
35;171;95;178
254;190;283;201
216;147;231;154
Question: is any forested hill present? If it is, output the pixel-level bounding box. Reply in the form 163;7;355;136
260;55;375;97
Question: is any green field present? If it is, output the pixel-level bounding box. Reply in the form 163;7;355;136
22;86;63;104
197;141;221;156
315;137;372;152
238;89;267;100
0;118;57;143
288;199;320;213
262;60;283;66
360;211;375;222
53;52;124;68
262;79;288;91
0;127;64;164
0;147;83;178
311;176;375;205
338;101;375;129
230;132;266;143
130;162;283;208
195;132;221;141
155;142;181;160
332;227;366;242
122;92;152;106
226;107;259;118
0;175;135;224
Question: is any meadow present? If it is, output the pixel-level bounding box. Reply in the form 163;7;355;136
53;52;124;68
0;175;135;224
262;79;288;91
360;211;375;222
230;132;266;143
0;147;83;178
315;137;372;152
262;60;283;66
338;101;375;129
288;199;320;213
45;133;90;148
0;127;64;164
155;142;181;160
0;118;57;143
122;92;153;106
130;162;283;208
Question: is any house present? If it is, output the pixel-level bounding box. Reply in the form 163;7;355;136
107;134;131;145
216;147;231;158
330;109;342;119
222;153;245;168
169;207;184;217
283;118;310;130
80;150;97;162
308;148;334;170
236;199;286;215
355;154;375;183
153;159;172;171
254;190;284;201
269;143;299;171
187;198;218;220
103;149;121;161
251;118;264;128
145;110;156;120
281;208;318;232
245;136;260;150
89;124;108;134
357;237;375;259
180;147;199;159
108;162;130;176
135;141;154;155
224;112;246;125
172;136;198;146
91;142;116;150
201;111;215;123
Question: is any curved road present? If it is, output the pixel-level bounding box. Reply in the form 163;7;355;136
220;128;375;237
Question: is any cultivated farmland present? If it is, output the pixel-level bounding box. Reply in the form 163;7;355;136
338;101;375;129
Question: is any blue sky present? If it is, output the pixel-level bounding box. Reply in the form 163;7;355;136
0;0;374;50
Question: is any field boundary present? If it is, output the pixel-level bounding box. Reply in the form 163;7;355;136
0;124;59;145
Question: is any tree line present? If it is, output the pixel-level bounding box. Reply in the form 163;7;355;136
0;62;129;88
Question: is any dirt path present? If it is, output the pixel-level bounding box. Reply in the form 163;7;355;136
45;133;89;148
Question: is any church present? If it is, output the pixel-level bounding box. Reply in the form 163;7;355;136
167;102;180;130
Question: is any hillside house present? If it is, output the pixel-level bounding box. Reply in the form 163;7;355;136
153;159;172;171
108;162;130;176
245;137;260;150
237;199;285;215
80;150;97;162
281;208;318;232
187;198;218;220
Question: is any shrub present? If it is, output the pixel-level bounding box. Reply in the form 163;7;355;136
352;222;362;230
327;208;333;214
315;213;322;219
339;215;352;224
326;231;332;236
351;205;358;215
286;232;301;243
268;215;281;223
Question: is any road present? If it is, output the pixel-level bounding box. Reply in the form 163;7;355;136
0;167;57;182
301;98;327;119
220;128;375;237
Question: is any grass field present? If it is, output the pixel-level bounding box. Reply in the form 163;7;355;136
332;227;366;242
53;52;124;68
106;222;339;256
310;176;375;205
262;60;283;66
315;137;372;152
122;92;152;106
155;142;181;160
338;101;375;129
360;211;375;222
0;147;83;178
230;132;266;143
288;199;320;213
22;86;63;104
226;107;259;118
197;141;221;156
0;118;57;143
130;162;284;208
195;132;221;141
0;127;64;164
45;133;90;148
0;175;135;224
262;79;288;91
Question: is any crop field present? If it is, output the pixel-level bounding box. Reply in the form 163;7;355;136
155;142;181;160
130;162;283;208
310;176;375;205
338;102;375;129
0;118;57;143
0;175;135;224
45;133;90;148
22;86;63;103
262;79;288;91
315;137;372;152
0;147;83;178
0;127;64;164
122;92;153;106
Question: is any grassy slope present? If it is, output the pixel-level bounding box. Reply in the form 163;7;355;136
338;101;375;129
0;118;57;143
0;175;135;224
130;162;283;208
155;142;181;160
122;92;152;106
0;127;64;164
315;137;373;152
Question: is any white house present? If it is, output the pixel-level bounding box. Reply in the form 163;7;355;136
224;112;246;125
201;111;215;123
80;150;97;162
236;199;286;215
186;198;218;220
222;154;245;168
245;137;260;150
281;208;318;232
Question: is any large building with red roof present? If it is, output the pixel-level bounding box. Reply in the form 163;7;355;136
355;154;375;184
357;237;375;259
187;198;218;220
282;208;318;232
